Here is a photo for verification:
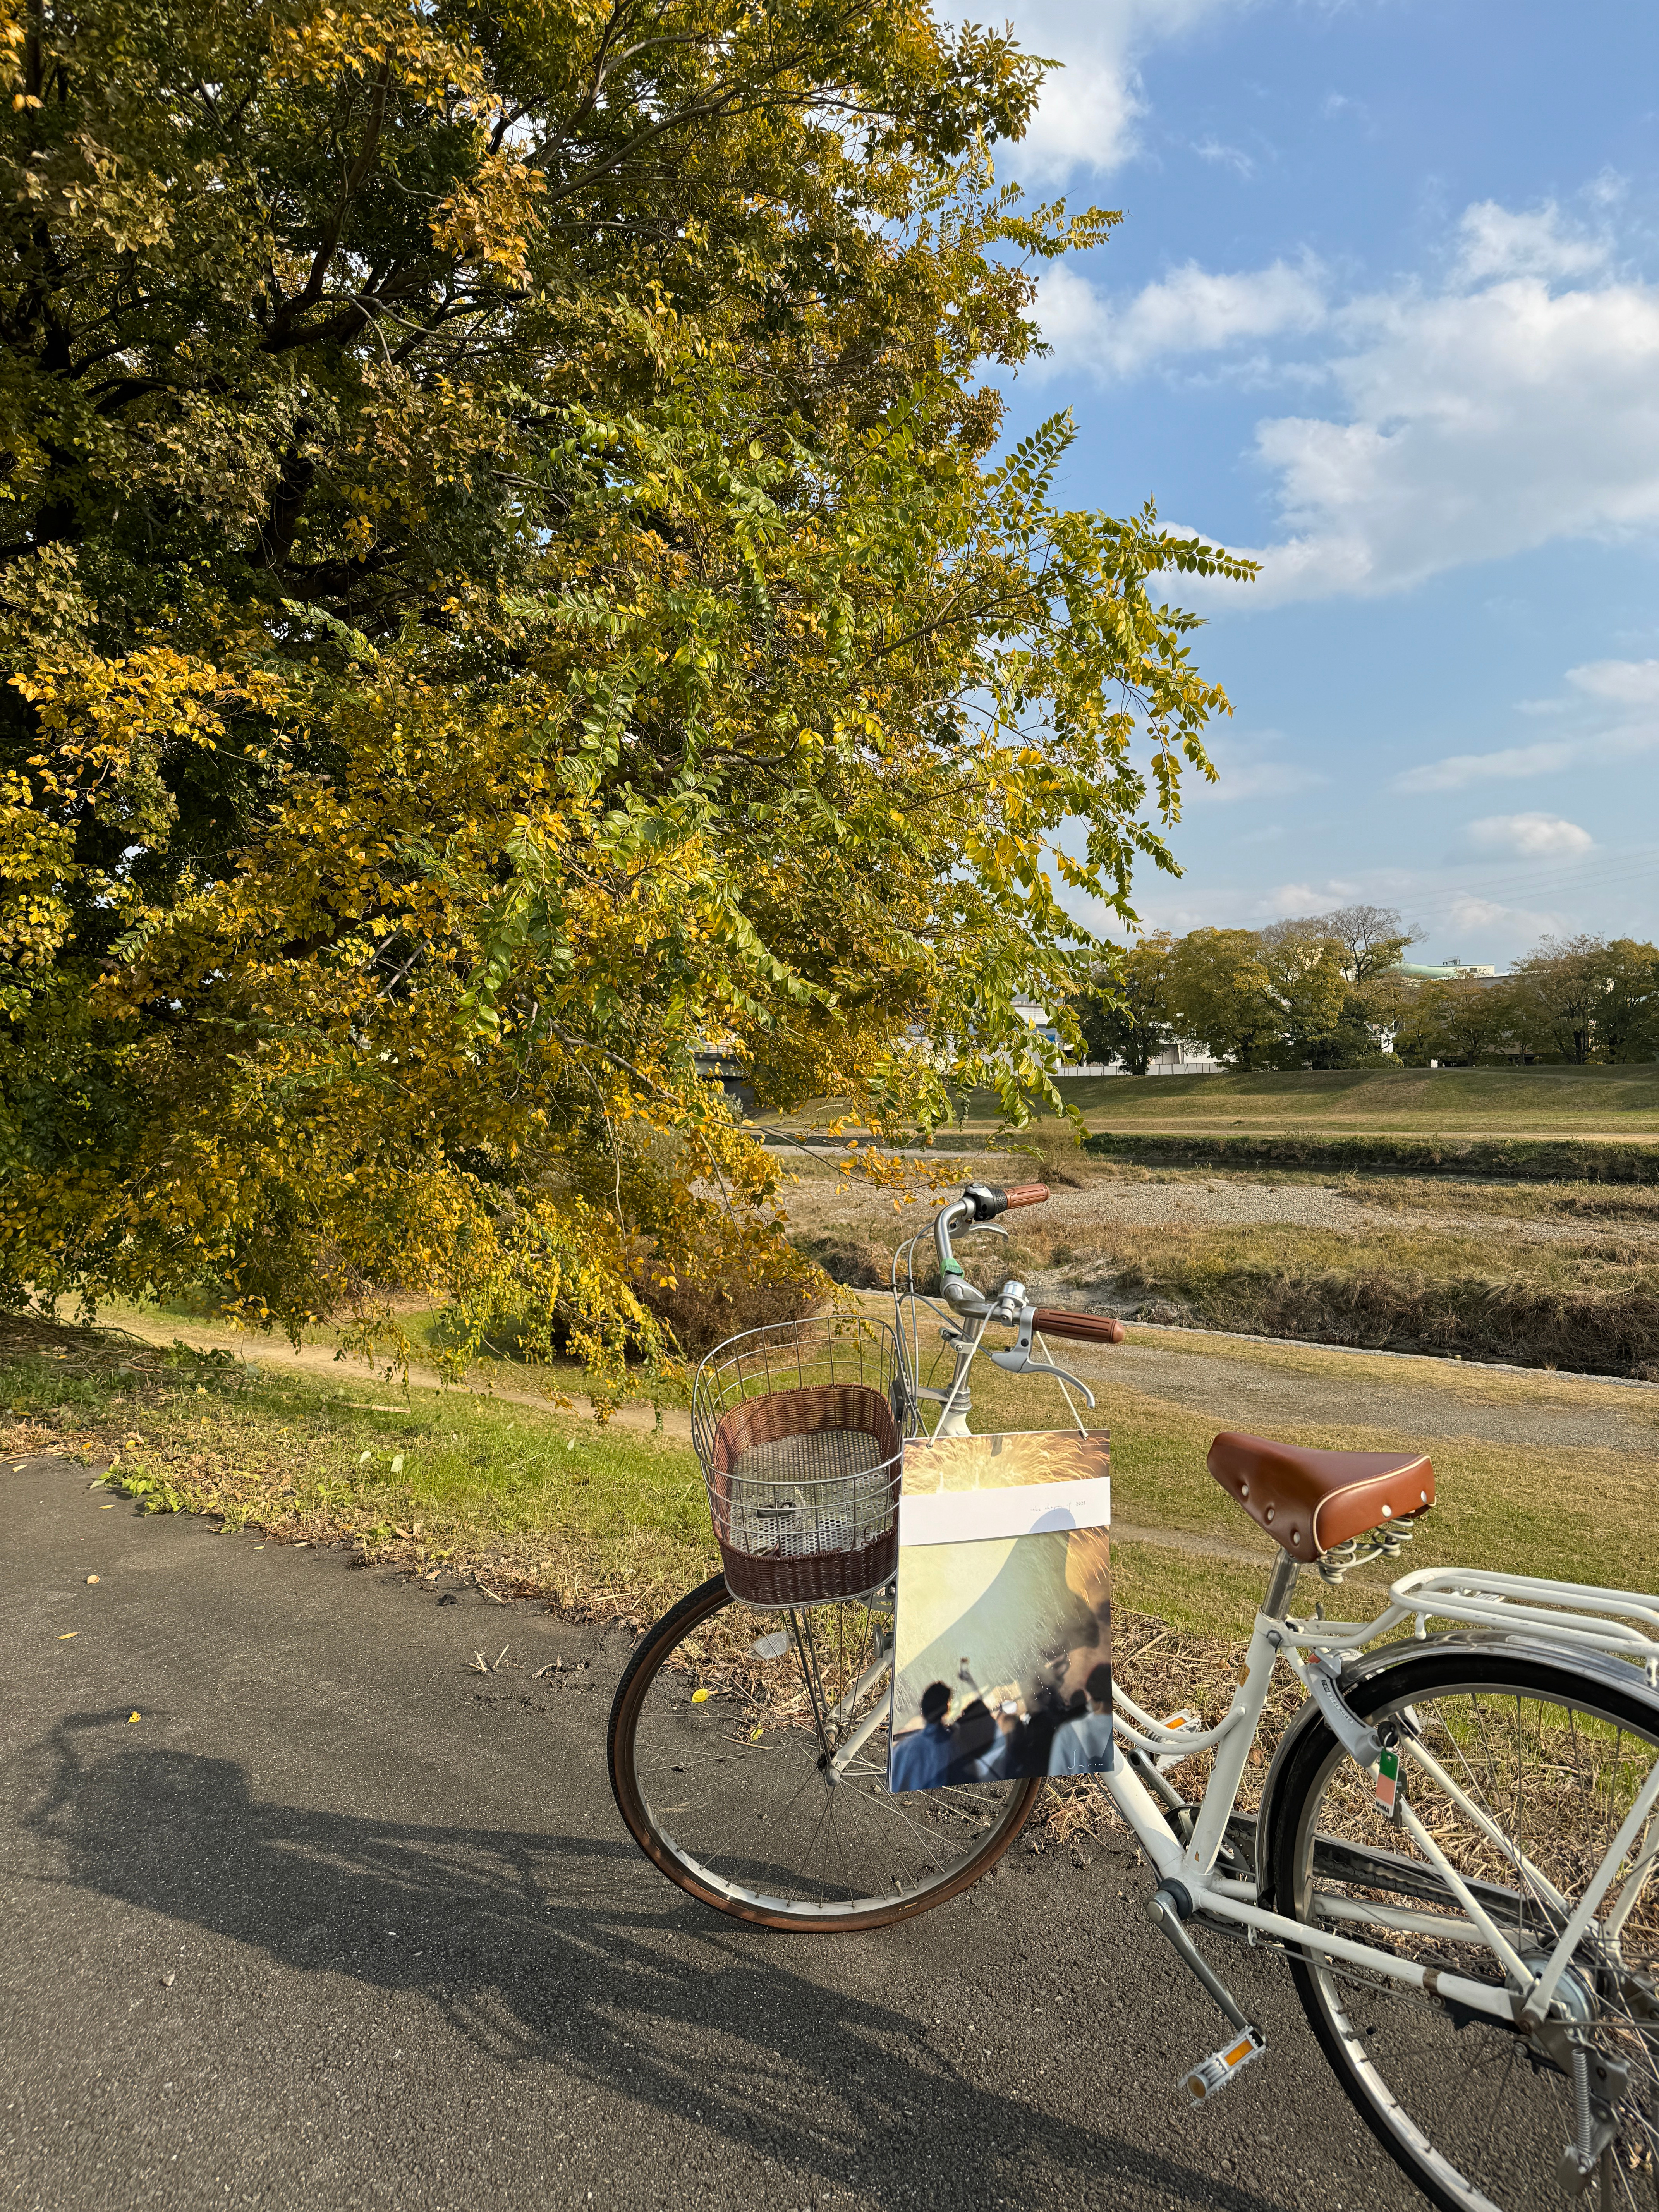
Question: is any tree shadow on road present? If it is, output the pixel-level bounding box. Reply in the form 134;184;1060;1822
22;1708;1312;2212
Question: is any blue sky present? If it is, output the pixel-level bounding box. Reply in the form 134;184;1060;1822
983;0;1659;963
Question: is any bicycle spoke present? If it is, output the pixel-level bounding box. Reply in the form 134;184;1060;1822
612;1582;1036;1920
1286;1657;1659;2211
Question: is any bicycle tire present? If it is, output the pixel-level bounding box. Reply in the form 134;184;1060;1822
1266;1643;1659;2212
607;1573;1042;1930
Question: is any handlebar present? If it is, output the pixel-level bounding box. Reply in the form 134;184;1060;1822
1031;1309;1125;1346
931;1182;1122;1343
909;1182;1122;1423
1001;1182;1049;1209
963;1180;1049;1221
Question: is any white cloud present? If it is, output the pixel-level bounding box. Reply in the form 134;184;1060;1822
1437;893;1569;948
1453;200;1609;283
1392;675;1659;792
1037;257;1324;381
971;0;1249;182
1255;878;1363;915
1195;137;1256;180
1468;812;1595;858
1567;658;1659;705
1185;728;1328;805
1393;742;1577;793
1144;196;1659;606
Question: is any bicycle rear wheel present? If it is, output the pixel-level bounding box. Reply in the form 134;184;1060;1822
1267;1645;1659;2210
607;1574;1042;1929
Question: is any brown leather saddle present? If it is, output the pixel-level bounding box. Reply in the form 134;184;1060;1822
1208;1431;1434;1559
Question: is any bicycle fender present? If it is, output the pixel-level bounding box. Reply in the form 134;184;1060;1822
1251;1690;1326;1912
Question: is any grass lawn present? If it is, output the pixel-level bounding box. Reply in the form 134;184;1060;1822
9;1297;1653;1656
2;1316;714;1621
1052;1065;1659;1136
763;1066;1659;1144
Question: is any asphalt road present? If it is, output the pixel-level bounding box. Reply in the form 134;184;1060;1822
3;1455;1423;2212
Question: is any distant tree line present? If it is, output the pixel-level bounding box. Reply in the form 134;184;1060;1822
1070;908;1659;1073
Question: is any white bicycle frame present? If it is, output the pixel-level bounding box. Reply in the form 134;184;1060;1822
1100;1555;1659;2030
890;1185;1659;2033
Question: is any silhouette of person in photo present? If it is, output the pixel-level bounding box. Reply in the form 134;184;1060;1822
944;1698;998;1785
1016;1681;1069;1778
1047;1663;1115;1776
979;1700;1027;1779
889;1681;954;1791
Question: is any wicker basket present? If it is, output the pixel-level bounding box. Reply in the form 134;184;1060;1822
690;1316;908;1607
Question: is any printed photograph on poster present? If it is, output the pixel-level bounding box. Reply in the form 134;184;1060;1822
888;1430;1111;1792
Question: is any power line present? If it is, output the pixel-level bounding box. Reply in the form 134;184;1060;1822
1401;850;1659;928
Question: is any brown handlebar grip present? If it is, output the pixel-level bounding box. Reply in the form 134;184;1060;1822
1002;1182;1050;1209
1032;1308;1125;1345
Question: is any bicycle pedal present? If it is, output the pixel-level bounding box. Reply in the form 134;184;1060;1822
1155;1709;1203;1771
1181;2026;1267;2104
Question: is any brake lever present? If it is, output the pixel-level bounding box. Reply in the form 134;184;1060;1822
989;1304;1097;1408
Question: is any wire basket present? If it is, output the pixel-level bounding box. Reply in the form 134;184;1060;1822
690;1314;910;1607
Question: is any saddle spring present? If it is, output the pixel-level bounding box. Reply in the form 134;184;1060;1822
1317;1513;1421;1585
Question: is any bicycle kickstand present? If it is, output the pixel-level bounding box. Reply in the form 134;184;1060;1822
1146;1882;1268;2104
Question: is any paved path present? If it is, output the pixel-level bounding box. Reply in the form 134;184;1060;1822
3;1455;1416;2212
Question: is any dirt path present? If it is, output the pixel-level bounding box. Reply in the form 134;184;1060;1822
1057;1334;1659;1455
119;1308;1658;1584
780;1159;1659;1251
133;1303;1656;1457
112;1312;697;1440
118;1317;1278;1565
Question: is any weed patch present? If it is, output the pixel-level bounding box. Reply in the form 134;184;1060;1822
1071;1220;1659;1376
1084;1130;1659;1185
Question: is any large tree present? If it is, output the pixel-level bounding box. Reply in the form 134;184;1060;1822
1254;918;1350;1067
1393;977;1513;1067
1165;928;1282;1070
1509;937;1617;1065
1070;930;1178;1075
1508;936;1659;1065
1313;903;1417;985
0;0;1247;1375
1598;939;1659;1062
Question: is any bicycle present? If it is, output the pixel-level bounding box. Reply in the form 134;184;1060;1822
607;1176;1659;2211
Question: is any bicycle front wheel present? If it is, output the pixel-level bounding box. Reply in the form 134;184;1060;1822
1267;1644;1659;2211
607;1574;1042;1930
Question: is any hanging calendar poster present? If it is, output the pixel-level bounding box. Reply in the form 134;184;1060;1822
888;1430;1112;1793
